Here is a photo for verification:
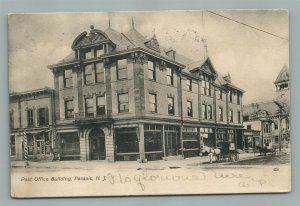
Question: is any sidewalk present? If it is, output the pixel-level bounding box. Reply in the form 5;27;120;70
11;151;270;170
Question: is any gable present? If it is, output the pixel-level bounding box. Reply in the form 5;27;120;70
71;29;112;50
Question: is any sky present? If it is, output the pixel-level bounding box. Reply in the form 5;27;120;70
8;10;289;104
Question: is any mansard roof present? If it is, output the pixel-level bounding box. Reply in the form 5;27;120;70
274;65;289;84
49;24;243;92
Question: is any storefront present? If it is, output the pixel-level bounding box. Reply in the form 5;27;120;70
115;127;139;161
57;132;80;160
182;127;199;158
200;127;214;148
144;124;163;161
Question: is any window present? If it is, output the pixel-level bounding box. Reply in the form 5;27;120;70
38;108;49;126
65;100;74;119
187;79;192;91
166;68;174;85
10;111;14;129
118;93;129;113
202;104;207;119
149;93;157;112
229;90;233;103
238;111;241;123
64;69;73;88
84;49;92;59
229;109;233;122
263;124;271;133
96;96;105;115
168;97;174;115
247;125;252;130
95;45;104;56
219;90;223;100
148;61;156;80
219;107;223;121
237;92;241;105
187;101;193;117
85;98;94;117
10;135;16;156
117;59;128;79
208;105;213;119
95;62;105;83
201;77;211;96
84;64;93;84
27;109;34;127
274;121;279;130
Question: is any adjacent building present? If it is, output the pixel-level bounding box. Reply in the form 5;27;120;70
9;88;55;161
243;65;290;150
10;22;245;162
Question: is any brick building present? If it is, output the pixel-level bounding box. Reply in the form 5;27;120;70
10;22;245;162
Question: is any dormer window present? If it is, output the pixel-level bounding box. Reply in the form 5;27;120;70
84;49;93;59
95;45;104;57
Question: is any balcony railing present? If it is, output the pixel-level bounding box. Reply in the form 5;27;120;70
74;110;113;123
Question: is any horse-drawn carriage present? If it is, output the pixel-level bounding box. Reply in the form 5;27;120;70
201;141;239;163
256;145;276;156
215;141;239;162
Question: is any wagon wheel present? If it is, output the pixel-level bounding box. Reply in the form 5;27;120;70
230;153;237;162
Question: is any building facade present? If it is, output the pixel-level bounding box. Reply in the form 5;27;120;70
9;88;55;161
10;23;245;162
243;65;290;150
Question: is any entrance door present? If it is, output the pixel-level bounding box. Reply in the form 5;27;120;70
89;129;106;160
165;131;179;156
36;140;45;155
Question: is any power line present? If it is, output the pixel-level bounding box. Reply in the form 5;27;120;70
207;10;288;41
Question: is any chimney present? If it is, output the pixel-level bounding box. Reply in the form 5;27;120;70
223;73;231;83
166;48;176;60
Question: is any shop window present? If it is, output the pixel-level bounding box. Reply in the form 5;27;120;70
166;68;174;85
96;96;105;115
148;61;156;80
95;62;104;83
219;107;223;121
85;98;94;117
187;79;192;91
145;125;162;152
116;128;139;153
84;64;93;85
27;109;34;127
149;93;157;113
208;105;213;119
60;132;80;160
63;69;73;88
118;93;129;113
168;97;174;115
27;134;34;155
202;104;207;119
187;101;193;117
38;108;49;126
117;59;128;80
10;135;16;156
65;100;74;119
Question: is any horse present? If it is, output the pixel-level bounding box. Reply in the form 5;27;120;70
201;146;221;163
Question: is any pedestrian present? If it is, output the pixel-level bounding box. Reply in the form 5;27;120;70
209;147;214;164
